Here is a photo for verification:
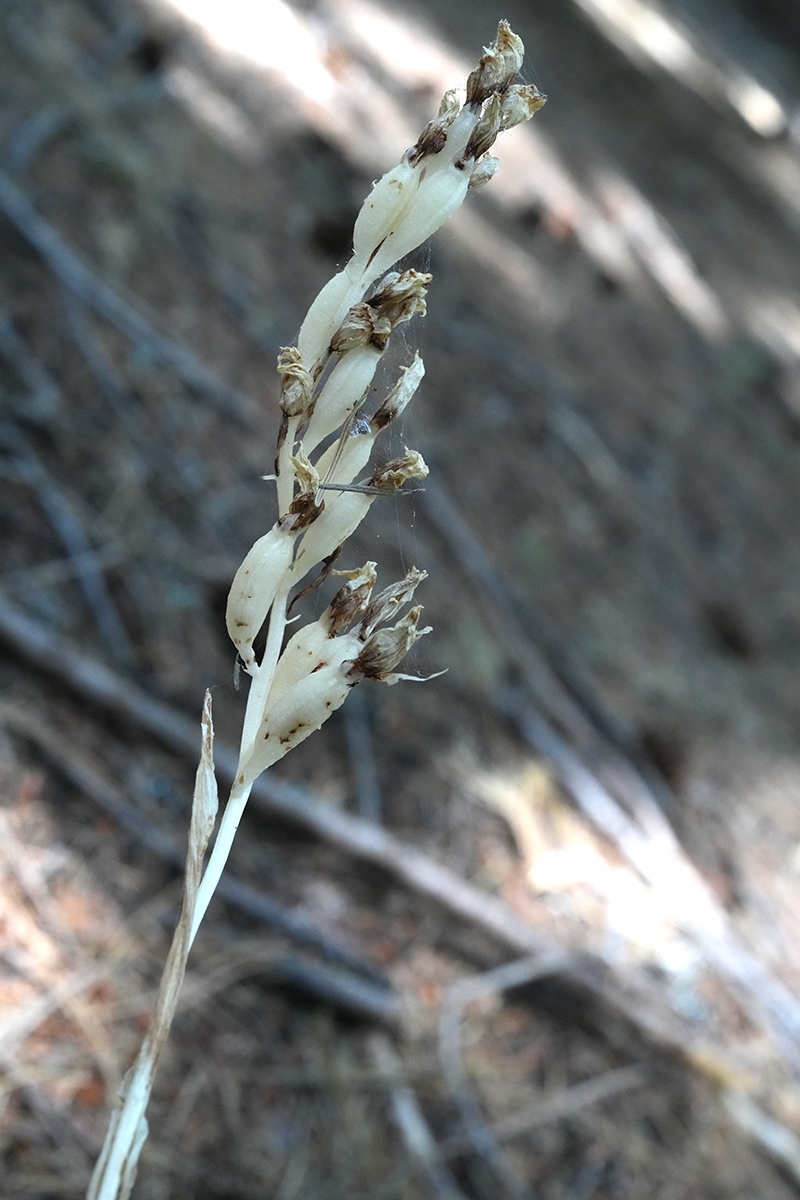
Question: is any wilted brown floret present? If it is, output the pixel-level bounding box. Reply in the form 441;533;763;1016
369;449;429;492
327;563;378;635
465;20;525;106
360;567;428;638
277;346;314;417
407;89;460;166
348;605;430;683
369;270;431;328
330;303;393;354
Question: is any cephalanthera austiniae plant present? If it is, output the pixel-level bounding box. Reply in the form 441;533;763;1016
87;23;545;1200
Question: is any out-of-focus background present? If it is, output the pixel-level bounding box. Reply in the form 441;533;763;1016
3;0;800;1196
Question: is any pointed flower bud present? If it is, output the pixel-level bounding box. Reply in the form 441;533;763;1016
351;158;420;264
465;20;525;106
348;605;432;685
290;490;373;580
302;343;382;454
240;631;363;785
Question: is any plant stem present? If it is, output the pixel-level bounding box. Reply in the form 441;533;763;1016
189;774;251;946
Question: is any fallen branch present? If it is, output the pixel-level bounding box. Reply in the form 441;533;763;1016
421;479;800;1074
0;169;258;422
6;593;800;1181
439;955;572;1200
0;591;698;1054
369;1031;468;1200
0;700;395;1012
0;423;135;664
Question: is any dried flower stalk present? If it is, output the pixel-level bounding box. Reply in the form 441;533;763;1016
87;22;545;1199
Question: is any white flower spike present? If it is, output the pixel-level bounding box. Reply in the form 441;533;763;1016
89;24;546;1197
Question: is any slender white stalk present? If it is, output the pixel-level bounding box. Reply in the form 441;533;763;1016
189;775;250;946
192;584;291;945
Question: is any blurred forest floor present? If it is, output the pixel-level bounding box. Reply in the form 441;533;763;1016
3;0;800;1196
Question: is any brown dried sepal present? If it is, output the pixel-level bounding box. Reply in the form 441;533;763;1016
287;490;323;530
287;452;323;529
461;93;503;165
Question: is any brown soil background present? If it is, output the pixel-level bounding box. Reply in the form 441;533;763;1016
3;0;800;1196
